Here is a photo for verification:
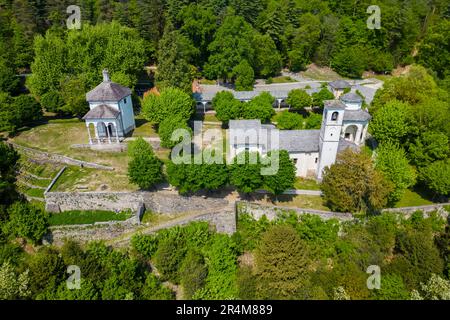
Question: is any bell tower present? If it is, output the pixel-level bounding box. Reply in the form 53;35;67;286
317;100;346;180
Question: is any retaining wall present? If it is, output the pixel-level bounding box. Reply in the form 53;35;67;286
237;201;354;221
45;190;229;214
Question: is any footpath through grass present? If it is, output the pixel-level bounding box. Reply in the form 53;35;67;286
49;209;133;226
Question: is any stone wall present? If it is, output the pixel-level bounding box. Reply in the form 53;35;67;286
45;206;236;247
45;190;229;214
382;203;450;216
237;201;354;221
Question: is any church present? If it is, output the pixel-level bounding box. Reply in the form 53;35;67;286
82;69;135;144
228;90;371;180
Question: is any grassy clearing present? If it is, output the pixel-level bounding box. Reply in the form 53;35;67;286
294;178;321;190
17;183;45;198
274;194;329;210
49;209;133;226
251;194;329;211
132;117;158;137
267;76;297;83
51;165;138;192
300;64;342;81
395;189;434;208
11;122;155;191
141;210;175;225
199;78;216;85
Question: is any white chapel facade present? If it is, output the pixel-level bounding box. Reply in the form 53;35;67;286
83;69;136;144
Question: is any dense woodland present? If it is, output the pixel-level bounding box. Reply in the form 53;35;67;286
1;0;450;300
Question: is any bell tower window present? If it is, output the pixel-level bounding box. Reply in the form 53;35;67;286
331;112;338;121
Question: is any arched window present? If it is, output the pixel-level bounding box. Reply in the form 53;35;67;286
331;112;339;121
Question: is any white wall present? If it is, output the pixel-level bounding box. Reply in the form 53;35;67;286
89;101;119;110
290;152;319;177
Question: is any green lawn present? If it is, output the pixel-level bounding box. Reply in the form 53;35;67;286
294;177;321;190
49;209;133;226
132;117;158;137
252;194;329;211
199;78;216;85
11;121;152;191
268;76;297;83
395;189;434;208
17;183;45;198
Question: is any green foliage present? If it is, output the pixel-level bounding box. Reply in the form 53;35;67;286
0;58;20;95
131;234;158;259
418;19;450;79
141;87;195;124
141;274;174;300
59;75;89;116
371;66;438;108
372;274;410;300
195;234;238;299
304;113;323;129
408;132;449;167
234;213;271;251
389;224;444;289
375;142;417;204
229;152;263;194
28;247;66;298
127;138;163;190
153;234;187;283
274;111;303;130
0;142;20;213
312;88;334;108
0;261;30;299
241;92;275;123
180;250;208;299
212;91;242;122
252;33;282;78
419;160;450;197
166;159;228;194
236;265;257;299
369;50;394;74
370;100;412;145
2;202;49;244
28;22;146;107
156;26;197;93
416;274;450;300
49;279;99;300
331;46;367;78
205;14;255;81
158;115;192;149
321;149;393;213
286;89;311;110
288;13;321;71
11;95;43;127
232;59;254;91
263;150;296;195
255;224;311;299
40;91;64;113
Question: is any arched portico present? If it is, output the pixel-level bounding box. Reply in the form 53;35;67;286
344;125;358;143
85;120;120;144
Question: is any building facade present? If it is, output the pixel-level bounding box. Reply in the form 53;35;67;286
228;91;371;180
82;69;136;144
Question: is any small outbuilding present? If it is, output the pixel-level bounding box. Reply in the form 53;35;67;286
83;69;135;144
